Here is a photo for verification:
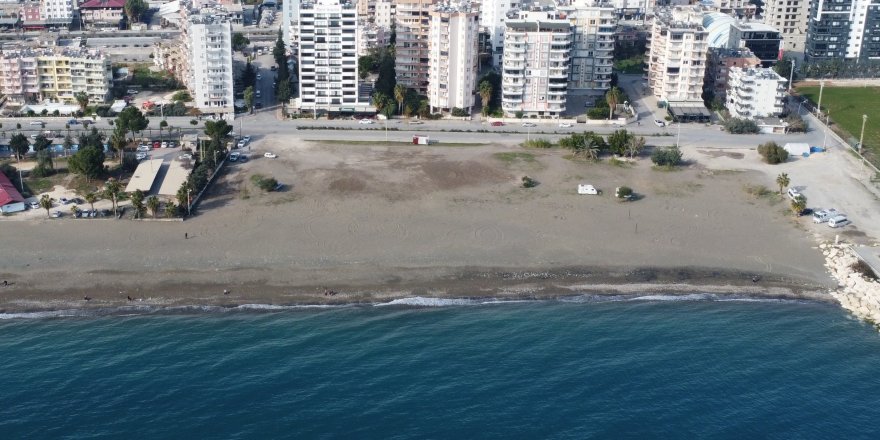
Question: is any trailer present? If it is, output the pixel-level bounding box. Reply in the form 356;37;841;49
413;135;430;145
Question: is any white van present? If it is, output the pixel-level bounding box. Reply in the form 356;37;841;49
813;208;839;224
827;215;850;228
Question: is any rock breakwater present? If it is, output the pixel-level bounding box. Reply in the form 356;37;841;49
823;243;880;326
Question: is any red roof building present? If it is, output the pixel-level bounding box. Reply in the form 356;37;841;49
79;0;125;26
0;171;25;211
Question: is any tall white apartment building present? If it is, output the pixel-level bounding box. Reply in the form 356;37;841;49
282;0;301;54
295;0;370;113
0;48;111;105
395;0;433;94
762;0;809;60
480;0;520;66
725;66;786;119
374;0;395;28
562;0;616;96
186;16;235;118
40;0;75;21
647;7;709;103
427;2;480;113
501;9;571;118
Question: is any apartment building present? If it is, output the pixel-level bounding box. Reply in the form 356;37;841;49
562;0;616;96
607;0;646;19
647;7;709;103
704;12;782;67
427;2;479;113
761;0;809;60
186;15;235;117
295;0;371;113
359;22;390;56
374;0;395;28
282;0;300;55
0;48;111;105
395;0;433;94
805;0;880;62
705;47;761;103
501;9;571;118
480;0;520;66
725;66;786;119
40;0;75;22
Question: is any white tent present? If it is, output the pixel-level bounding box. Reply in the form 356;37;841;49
783;143;811;156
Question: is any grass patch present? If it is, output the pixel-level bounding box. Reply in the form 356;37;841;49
614;55;646;74
521;138;554;148
798;85;880;165
304;139;488;147
493;152;536;163
743;184;783;205
651;165;683;172
608;157;634;168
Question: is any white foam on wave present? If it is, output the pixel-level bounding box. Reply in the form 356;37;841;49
236;303;344;311
0;309;92;319
629;293;717;302
375;297;477;307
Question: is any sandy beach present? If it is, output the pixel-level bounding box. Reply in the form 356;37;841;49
0;137;838;312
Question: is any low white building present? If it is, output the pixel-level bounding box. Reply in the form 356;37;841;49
725;66;786;119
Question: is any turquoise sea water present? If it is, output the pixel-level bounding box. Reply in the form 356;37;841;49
2;297;880;439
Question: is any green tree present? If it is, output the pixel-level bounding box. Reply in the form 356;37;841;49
32;134;51;153
164;201;177;218
606;86;621;119
394;84;407;116
374;52;396;96
232;32;250;52
791;194;807;216
63;134;73;150
607;129;632;156
479;80;493;116
146;195;160;219
130;189;146;219
84;192;98;212
244;86;255;113
78;127;105;150
241;61;257;89
109;124;127;163
124;0;148;23
74;91;89;114
159;120;168;141
758;141;789;164
176;183;191;212
651;146;683;167
70;204;80;217
104;178;123;215
39;194;54;217
276;81;291;103
68;145;105;182
273;29;286;67
115;106;149;143
776;173;790;194
172;91;192;102
9;133;29;161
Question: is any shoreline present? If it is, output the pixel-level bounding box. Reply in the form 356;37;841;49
0;265;835;316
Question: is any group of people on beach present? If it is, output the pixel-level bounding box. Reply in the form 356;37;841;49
323;288;338;297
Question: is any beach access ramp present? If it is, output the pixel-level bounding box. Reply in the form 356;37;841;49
158;159;193;197
125;159;164;193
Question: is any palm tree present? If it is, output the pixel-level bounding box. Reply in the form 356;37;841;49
110;126;127;164
39;194;54;217
84;192;98;212
130;190;146;219
70;205;80;218
164;201;177;218
776;173;790;194
104;178;123;215
478;81;493;114
791;195;807;217
394;84;407;116
606;86;621;120
585;145;600;162
146;195;160;219
74;91;89;115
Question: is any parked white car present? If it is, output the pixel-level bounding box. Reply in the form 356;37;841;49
654;119;665;127
522;122;536;127
135;152;148;160
812;208;839;224
577;184;599;195
559;123;572;128
358;119;374;124
264;152;277;158
787;187;802;201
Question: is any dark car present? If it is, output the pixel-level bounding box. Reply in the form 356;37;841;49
491;121;504;127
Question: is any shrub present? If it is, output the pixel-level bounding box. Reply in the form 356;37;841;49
757;141;789;164
616;186;633;199
523;138;553;148
172;90;192;102
785;114;808;133
521;176;538;188
251;174;279;192
587;106;608;120
450;107;469;117
724;117;760;134
651;146;683;167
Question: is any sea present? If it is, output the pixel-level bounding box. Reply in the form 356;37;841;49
2;295;880;439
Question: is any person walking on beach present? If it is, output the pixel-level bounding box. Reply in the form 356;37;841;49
185;232;188;239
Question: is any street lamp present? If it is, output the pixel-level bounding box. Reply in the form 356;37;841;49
823;110;831;150
788;58;795;93
816;80;825;118
859;114;868;154
676;120;681;147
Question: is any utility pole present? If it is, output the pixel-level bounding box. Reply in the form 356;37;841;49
788;58;795;92
823;111;831;150
859;114;868;154
816;80;825;117
676;121;681;147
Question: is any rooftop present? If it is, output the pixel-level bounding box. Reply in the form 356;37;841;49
732;66;785;80
79;0;126;8
0;47;107;60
